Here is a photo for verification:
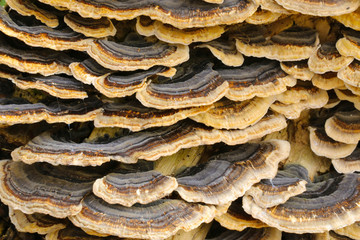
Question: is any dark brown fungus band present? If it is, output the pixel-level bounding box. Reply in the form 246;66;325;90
69;195;224;240
87;33;189;71
309;126;357;159
336;29;360;60
206;228;281;240
94;100;211;131
332;146;360;174
235;25;319;61
280;60;314;81
93;170;178;207
64;13;116;38
0;33;74;76
10;74;89;99
11;112;287;166
308;42;354;74
274;0;360;16
0;97;102;125
136;16;225;45
196;38;244;67
36;0;258;29
243;172;360;233
245;164;309;208
215;197;268;231
0;160;103;218
190;97;275;130
136;61;228;109
6;0;59;28
217;59;296;101
0;7;92;51
9;208;67;235
325;110;360;144
175;140;290;205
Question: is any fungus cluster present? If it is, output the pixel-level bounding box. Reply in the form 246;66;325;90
1;0;360;239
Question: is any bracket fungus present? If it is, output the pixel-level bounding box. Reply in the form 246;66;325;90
1;0;360;238
175;140;290;205
243;171;360;233
12;112;287;166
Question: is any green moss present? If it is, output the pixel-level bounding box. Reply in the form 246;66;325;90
0;0;5;6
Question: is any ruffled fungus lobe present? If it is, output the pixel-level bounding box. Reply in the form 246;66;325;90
235;25;319;61
136;61;228;109
93;170;177;207
0;160;102;218
271;85;329;119
255;0;293;14
94;100;211;131
64;13;116;38
219;60;296;101
0;97;102;125
88;33;189;71
336;29;360;60
0;7;91;51
309;127;357;159
325;110;360;144
245;8;282;25
190;97;275;129
90;66;175;98
9;208;67;235
69;58;113;85
308;42;354;74
207;228;281;240
245;164;309;208
136;16;225;45
36;0;258;29
338;60;360;87
69;195;223;240
332;147;360;174
12;113;287;166
10;74;88;99
6;0;59;28
312;72;345;91
196;39;244;67
334;222;360;239
175;140;290;205
280;60;315;81
215;198;268;231
243;172;360;233
274;0;360;16
0;33;74;76
333;8;360;31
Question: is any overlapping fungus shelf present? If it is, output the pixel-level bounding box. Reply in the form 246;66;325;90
87;33;189;71
0;7;91;51
245;164;309;208
2;0;360;239
175;140;290;204
214;197;268;231
243;172;360;233
196;38;245;67
35;0;258;29
136;16;225;45
11;112;287;166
